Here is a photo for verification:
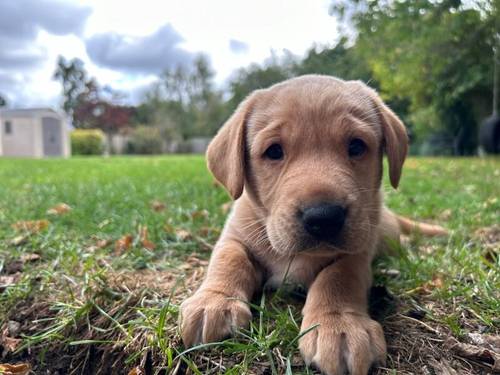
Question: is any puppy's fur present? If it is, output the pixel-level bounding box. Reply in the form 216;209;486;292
180;75;446;375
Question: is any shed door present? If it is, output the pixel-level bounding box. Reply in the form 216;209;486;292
42;117;62;156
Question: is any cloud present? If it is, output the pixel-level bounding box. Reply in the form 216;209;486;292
0;1;91;41
0;0;92;105
85;24;195;75
229;39;249;54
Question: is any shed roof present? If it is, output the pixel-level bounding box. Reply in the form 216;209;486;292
0;108;63;117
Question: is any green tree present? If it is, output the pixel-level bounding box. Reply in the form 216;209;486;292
331;0;499;154
53;56;89;124
0;94;6;107
143;54;226;140
227;54;294;113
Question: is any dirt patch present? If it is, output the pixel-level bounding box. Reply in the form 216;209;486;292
2;256;499;374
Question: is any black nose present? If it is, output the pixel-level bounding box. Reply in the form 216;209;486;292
301;203;346;240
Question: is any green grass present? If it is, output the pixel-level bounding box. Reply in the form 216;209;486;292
0;156;498;374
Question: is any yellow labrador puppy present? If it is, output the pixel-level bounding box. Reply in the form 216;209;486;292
180;75;446;375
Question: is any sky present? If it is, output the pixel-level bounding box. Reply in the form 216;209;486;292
0;0;338;108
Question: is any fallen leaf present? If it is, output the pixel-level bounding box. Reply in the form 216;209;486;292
86;238;111;253
20;253;40;263
467;333;500;351
220;202;232;214
46;203;71;215
12;220;49;234
1;336;21;352
10;235;28;246
190;209;209;220
150;200;166;212
114;235;133;255
412;275;444;295
0;363;31;375
0;275;18;291
448;338;500;371
175;229;192;241
138;226;155;250
6;321;21;337
198;226;220;237
128;366;144;375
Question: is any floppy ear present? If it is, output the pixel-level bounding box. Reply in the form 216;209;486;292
206;92;258;199
371;93;409;189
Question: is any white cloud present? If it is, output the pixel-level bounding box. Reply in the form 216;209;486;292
0;0;338;107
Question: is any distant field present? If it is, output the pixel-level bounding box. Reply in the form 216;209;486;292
0;156;498;374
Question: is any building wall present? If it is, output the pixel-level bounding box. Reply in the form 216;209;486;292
0;110;70;158
1;116;38;157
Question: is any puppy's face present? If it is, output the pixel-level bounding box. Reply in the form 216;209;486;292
208;76;408;256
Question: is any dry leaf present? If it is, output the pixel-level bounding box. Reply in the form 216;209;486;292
190;210;209;220
46;203;71;215
467;333;500;351
220;202;232;214
413;275;444;295
198;226;220;237
0;275;18;291
20;253;40;263
150;200;166;212
12;220;49;234
128;366;144;375
114;235;133;255
10;235;28;246
2;336;21;352
138;226;155;250
86;239;111;253
0;363;31;375
6;321;21;337
448;338;500;371
175;229;192;241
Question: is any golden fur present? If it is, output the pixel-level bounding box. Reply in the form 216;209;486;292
180;75;446;375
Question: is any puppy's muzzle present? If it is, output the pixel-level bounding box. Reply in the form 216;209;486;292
301;203;347;241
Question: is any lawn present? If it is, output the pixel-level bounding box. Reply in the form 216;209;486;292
0;156;498;375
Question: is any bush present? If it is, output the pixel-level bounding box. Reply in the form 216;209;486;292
125;126;164;154
71;129;105;155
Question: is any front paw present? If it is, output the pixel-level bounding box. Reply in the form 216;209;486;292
299;312;386;375
180;289;252;347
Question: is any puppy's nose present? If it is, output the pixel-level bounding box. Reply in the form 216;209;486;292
301;203;346;240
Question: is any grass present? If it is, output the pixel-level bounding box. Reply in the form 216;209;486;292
0;156;498;374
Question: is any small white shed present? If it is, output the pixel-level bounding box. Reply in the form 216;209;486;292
0;108;70;158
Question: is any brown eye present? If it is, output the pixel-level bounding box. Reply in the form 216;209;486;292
348;138;366;158
264;144;284;160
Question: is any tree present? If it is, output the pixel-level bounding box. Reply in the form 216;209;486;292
0;94;6;107
330;0;499;154
227;53;295;114
142;54;226;140
54;56;133;152
53;56;89;125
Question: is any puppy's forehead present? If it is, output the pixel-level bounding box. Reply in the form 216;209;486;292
249;76;377;129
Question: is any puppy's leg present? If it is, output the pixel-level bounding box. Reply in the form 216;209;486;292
180;240;261;347
299;254;386;375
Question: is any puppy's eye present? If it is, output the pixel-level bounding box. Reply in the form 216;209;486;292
348;138;366;158
264;144;284;160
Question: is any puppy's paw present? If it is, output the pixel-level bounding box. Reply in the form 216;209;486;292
299;312;386;375
180;289;252;347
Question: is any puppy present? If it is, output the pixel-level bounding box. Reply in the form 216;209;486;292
180;75;446;375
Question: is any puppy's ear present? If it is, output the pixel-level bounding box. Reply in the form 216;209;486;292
206;92;259;199
371;92;409;189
